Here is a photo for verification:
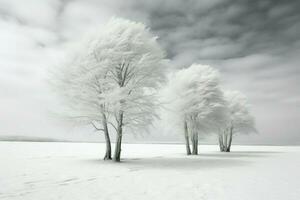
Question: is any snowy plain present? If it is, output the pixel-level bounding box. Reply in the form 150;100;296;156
0;142;299;200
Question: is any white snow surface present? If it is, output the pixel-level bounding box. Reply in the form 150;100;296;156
1;142;299;200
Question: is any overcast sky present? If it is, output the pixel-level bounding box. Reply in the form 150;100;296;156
0;0;299;144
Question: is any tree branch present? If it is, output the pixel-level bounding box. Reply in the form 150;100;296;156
91;121;104;132
108;122;118;132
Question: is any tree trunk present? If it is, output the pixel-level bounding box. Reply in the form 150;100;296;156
191;133;198;155
102;113;112;160
113;112;123;162
114;131;122;162
223;133;228;151
184;121;191;155
218;134;225;152
226;127;233;152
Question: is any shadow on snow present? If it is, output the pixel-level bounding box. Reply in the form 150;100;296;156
79;151;282;171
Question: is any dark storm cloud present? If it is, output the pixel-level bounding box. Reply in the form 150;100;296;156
120;0;300;62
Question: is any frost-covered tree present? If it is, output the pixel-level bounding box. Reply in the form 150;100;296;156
51;18;167;162
166;64;227;155
218;90;256;152
50;31;115;160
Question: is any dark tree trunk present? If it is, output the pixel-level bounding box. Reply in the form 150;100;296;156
114;132;122;162
102;113;112;160
191;133;198;155
218;134;225;152
184;121;191;155
226;127;233;152
113;112;123;162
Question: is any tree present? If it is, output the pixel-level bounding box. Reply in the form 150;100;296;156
165;64;227;155
218;90;256;152
51;18;167;162
50;31;114;160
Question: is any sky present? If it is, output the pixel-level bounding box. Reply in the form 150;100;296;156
0;0;299;144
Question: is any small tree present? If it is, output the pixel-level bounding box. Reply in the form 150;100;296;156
51;18;167;162
218;90;256;152
166;64;227;155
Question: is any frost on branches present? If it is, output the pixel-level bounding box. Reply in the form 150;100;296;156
51;18;167;161
166;64;227;155
218;90;257;152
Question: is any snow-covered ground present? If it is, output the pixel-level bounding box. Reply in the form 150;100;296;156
1;142;299;200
